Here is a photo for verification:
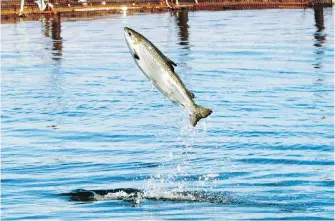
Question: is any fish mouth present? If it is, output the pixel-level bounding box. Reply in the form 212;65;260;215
124;27;138;59
124;28;131;47
124;27;129;37
124;27;139;40
124;27;135;33
124;27;134;43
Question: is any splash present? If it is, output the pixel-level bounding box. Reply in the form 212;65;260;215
60;188;233;206
60;188;306;212
145;110;214;196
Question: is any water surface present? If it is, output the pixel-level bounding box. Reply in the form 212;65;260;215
1;8;334;220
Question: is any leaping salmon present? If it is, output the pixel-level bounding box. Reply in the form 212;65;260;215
124;27;212;126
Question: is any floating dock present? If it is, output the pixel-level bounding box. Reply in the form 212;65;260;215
1;0;333;21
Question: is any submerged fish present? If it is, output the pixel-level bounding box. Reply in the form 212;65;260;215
124;27;212;126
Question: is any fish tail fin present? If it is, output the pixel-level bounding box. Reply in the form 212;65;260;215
190;105;212;127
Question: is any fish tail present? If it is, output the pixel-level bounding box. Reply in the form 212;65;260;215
190;105;212;127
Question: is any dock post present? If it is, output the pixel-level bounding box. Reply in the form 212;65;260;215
19;0;25;16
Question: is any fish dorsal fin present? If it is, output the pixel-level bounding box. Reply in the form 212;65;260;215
166;57;177;72
167;58;177;67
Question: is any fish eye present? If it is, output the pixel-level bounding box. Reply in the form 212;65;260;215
128;32;132;37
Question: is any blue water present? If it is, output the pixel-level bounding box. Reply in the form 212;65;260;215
1;8;334;220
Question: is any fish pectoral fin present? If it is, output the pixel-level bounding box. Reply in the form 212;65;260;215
133;50;140;60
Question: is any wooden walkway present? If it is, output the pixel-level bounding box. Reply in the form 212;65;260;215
1;0;333;20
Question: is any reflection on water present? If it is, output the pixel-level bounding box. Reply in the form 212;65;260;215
314;6;325;34
42;14;63;61
173;10;192;69
173;10;190;48
43;16;51;37
51;14;63;60
313;6;326;69
40;14;66;126
312;6;328;119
